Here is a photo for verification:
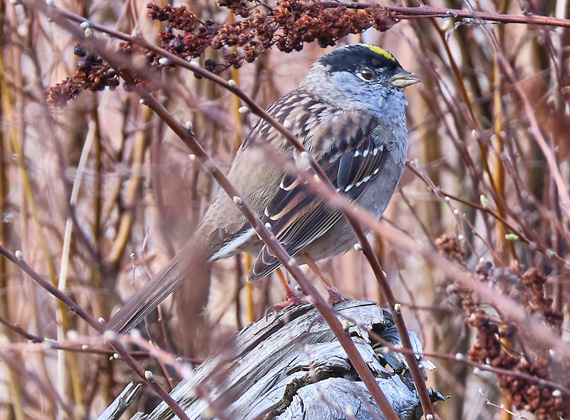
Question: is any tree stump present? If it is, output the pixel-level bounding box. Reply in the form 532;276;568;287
103;300;443;420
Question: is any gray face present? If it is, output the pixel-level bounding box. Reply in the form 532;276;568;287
300;45;410;120
328;69;407;119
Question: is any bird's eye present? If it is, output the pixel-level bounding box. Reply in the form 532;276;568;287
359;68;375;81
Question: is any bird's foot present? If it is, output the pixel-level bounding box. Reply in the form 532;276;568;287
326;286;349;305
265;290;310;320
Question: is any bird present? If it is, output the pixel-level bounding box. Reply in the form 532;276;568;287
107;43;420;334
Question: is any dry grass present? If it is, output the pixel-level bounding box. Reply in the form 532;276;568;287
0;0;569;419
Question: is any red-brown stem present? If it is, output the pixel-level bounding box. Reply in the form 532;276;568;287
0;244;192;420
322;2;570;27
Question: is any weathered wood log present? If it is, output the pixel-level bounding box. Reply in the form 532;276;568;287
98;382;141;420
106;300;443;420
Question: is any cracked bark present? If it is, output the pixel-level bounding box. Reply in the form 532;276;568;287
103;300;443;420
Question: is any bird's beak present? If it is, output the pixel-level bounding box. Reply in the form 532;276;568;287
390;70;421;88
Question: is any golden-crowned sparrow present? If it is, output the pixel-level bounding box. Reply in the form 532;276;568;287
108;44;419;333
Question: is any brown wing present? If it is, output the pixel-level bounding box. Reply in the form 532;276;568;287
248;111;386;281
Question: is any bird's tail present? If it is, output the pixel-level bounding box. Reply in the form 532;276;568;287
106;242;208;334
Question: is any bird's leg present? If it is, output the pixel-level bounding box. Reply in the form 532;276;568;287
300;252;348;305
275;268;298;301
265;269;309;318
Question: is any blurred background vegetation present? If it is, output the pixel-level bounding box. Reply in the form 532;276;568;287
0;0;569;419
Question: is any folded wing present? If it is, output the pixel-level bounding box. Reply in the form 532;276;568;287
248;111;386;281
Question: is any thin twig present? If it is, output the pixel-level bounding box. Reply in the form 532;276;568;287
322;2;570;27
0;245;191;420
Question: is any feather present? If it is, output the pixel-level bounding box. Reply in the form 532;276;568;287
248;111;386;281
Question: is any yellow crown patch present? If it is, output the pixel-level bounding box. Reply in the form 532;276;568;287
365;45;396;62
